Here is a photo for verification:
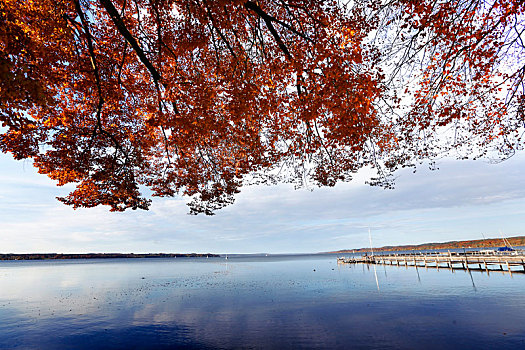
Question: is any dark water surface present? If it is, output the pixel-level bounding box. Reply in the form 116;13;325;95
1;254;524;349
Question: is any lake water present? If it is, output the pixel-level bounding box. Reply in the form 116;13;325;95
0;254;524;349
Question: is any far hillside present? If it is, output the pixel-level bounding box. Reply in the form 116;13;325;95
330;235;525;254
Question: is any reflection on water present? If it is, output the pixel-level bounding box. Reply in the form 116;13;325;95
1;255;524;349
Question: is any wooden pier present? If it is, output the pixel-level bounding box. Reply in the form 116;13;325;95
337;251;525;273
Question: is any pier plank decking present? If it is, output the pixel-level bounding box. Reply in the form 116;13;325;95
337;251;525;273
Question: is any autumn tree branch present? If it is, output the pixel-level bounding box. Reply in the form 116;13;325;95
244;1;293;60
99;0;162;82
75;0;131;166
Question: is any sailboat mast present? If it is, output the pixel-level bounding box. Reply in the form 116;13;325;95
369;228;374;257
504;237;514;249
499;230;514;249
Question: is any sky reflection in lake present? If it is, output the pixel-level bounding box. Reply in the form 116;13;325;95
1;255;524;349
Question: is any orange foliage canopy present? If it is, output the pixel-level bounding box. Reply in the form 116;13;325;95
1;0;524;214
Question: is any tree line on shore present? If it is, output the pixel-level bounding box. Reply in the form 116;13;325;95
332;235;525;253
0;253;219;260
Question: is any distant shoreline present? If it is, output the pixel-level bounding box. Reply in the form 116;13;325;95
0;253;219;261
329;235;525;254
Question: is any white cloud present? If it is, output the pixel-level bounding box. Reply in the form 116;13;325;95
1;152;525;253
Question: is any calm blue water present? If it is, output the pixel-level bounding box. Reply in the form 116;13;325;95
0;254;524;349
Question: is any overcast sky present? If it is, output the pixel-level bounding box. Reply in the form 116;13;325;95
1;151;524;254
